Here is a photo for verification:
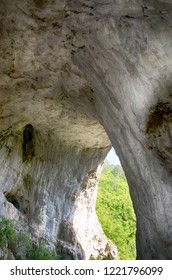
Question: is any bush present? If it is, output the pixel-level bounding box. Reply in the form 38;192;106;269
25;240;62;260
0;216;15;246
0;216;67;260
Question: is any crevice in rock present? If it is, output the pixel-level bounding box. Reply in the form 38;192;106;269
146;101;172;173
3;192;20;211
3;191;30;215
146;102;172;134
22;124;35;163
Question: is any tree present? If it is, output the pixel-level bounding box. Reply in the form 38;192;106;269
96;166;136;260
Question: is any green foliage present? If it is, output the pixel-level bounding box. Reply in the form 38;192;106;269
17;232;68;260
25;241;59;260
0;217;67;260
0;216;15;246
96;165;136;260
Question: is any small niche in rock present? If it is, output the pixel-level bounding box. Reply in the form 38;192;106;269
4;192;20;211
146;102;172;134
22;124;35;163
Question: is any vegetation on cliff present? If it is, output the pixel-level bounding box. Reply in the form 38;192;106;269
96;161;136;260
0;216;67;260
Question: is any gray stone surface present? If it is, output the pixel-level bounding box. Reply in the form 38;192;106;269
0;0;172;259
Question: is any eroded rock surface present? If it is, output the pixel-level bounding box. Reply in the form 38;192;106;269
0;0;172;259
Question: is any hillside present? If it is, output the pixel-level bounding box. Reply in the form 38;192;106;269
96;162;136;260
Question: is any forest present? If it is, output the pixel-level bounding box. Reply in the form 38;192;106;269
96;161;136;260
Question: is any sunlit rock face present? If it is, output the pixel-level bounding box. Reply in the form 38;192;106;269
0;0;172;259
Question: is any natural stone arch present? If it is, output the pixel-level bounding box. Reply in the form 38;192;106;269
0;0;172;259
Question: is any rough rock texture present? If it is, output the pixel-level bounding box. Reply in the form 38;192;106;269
0;129;114;259
0;0;172;259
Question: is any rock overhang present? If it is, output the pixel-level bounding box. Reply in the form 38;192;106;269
0;0;115;150
0;88;111;149
0;0;172;260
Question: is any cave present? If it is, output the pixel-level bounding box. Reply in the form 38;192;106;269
4;192;20;211
0;0;172;260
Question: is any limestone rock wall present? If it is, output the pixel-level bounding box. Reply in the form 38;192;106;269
72;1;172;259
0;124;117;259
0;0;172;259
0;0;118;259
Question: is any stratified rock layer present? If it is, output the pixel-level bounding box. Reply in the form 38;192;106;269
0;0;172;259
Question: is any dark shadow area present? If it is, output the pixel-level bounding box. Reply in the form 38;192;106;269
22;124;35;163
4;192;20;211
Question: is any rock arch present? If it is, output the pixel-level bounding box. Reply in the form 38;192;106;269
0;0;172;259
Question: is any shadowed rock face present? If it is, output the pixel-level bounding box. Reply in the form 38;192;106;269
0;0;172;259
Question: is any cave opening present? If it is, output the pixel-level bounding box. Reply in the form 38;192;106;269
96;148;136;260
3;192;20;211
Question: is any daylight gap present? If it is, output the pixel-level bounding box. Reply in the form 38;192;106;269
96;148;136;260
